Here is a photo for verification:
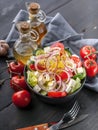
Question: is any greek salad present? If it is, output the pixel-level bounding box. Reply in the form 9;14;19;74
26;42;86;98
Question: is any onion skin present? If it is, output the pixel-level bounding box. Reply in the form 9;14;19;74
0;40;9;56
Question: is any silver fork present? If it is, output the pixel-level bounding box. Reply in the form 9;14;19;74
47;101;80;130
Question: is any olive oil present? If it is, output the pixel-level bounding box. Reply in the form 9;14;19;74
31;23;47;45
13;43;33;64
13;22;37;64
27;2;47;46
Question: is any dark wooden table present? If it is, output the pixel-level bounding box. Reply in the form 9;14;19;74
0;0;98;130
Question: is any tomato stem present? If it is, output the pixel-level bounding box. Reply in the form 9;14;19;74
14;60;18;65
18;73;21;78
10;70;21;76
84;51;98;58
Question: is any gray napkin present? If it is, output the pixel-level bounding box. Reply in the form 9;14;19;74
6;10;98;92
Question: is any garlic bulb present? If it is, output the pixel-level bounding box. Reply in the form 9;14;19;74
0;40;9;56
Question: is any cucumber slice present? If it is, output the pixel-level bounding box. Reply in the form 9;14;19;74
73;68;86;80
70;77;81;93
65;48;72;56
27;71;38;87
34;48;44;56
40;90;47;96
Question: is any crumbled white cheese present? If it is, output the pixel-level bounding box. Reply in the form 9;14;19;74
66;79;76;93
77;67;84;73
44;47;50;53
33;85;41;92
34;71;39;77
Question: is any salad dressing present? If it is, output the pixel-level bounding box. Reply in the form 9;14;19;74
13;22;37;64
26;2;47;46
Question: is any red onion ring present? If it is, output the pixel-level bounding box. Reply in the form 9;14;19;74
53;74;62;91
38;72;57;92
35;59;46;72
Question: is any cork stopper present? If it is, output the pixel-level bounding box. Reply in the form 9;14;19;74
20;22;30;33
28;2;40;14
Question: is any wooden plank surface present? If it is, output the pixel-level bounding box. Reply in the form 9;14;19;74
0;0;98;130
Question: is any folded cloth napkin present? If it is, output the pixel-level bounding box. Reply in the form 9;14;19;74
6;10;98;92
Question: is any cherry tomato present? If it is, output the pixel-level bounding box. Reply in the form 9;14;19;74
8;61;24;75
37;63;46;70
80;45;97;60
29;64;36;71
59;71;69;81
51;42;64;54
71;55;82;68
35;59;46;72
10;75;27;91
48;91;67;98
12;90;31;108
84;59;98;77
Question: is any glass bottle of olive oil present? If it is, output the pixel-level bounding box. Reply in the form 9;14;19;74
26;2;47;46
13;21;38;64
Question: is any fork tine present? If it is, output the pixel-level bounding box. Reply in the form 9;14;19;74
69;101;78;113
48;101;80;130
69;101;79;114
70;101;80;119
71;105;80;119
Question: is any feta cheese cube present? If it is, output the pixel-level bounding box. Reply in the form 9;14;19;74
66;79;76;93
33;85;41;92
44;47;50;53
77;67;84;73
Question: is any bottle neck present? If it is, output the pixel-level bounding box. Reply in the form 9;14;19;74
29;12;38;20
19;32;30;42
29;12;41;26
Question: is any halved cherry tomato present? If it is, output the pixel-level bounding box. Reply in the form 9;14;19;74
55;75;60;81
50;42;64;54
71;55;82;67
84;59;98;77
80;45;97;60
35;59;46;72
59;71;69;81
48;91;67;98
29;64;36;71
37;63;46;70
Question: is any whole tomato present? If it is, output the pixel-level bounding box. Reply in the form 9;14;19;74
8;61;24;75
80;45;97;60
10;75;27;91
84;59;98;77
12;90;31;108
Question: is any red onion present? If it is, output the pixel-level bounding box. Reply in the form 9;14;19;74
35;59;46;72
38;72;57;92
